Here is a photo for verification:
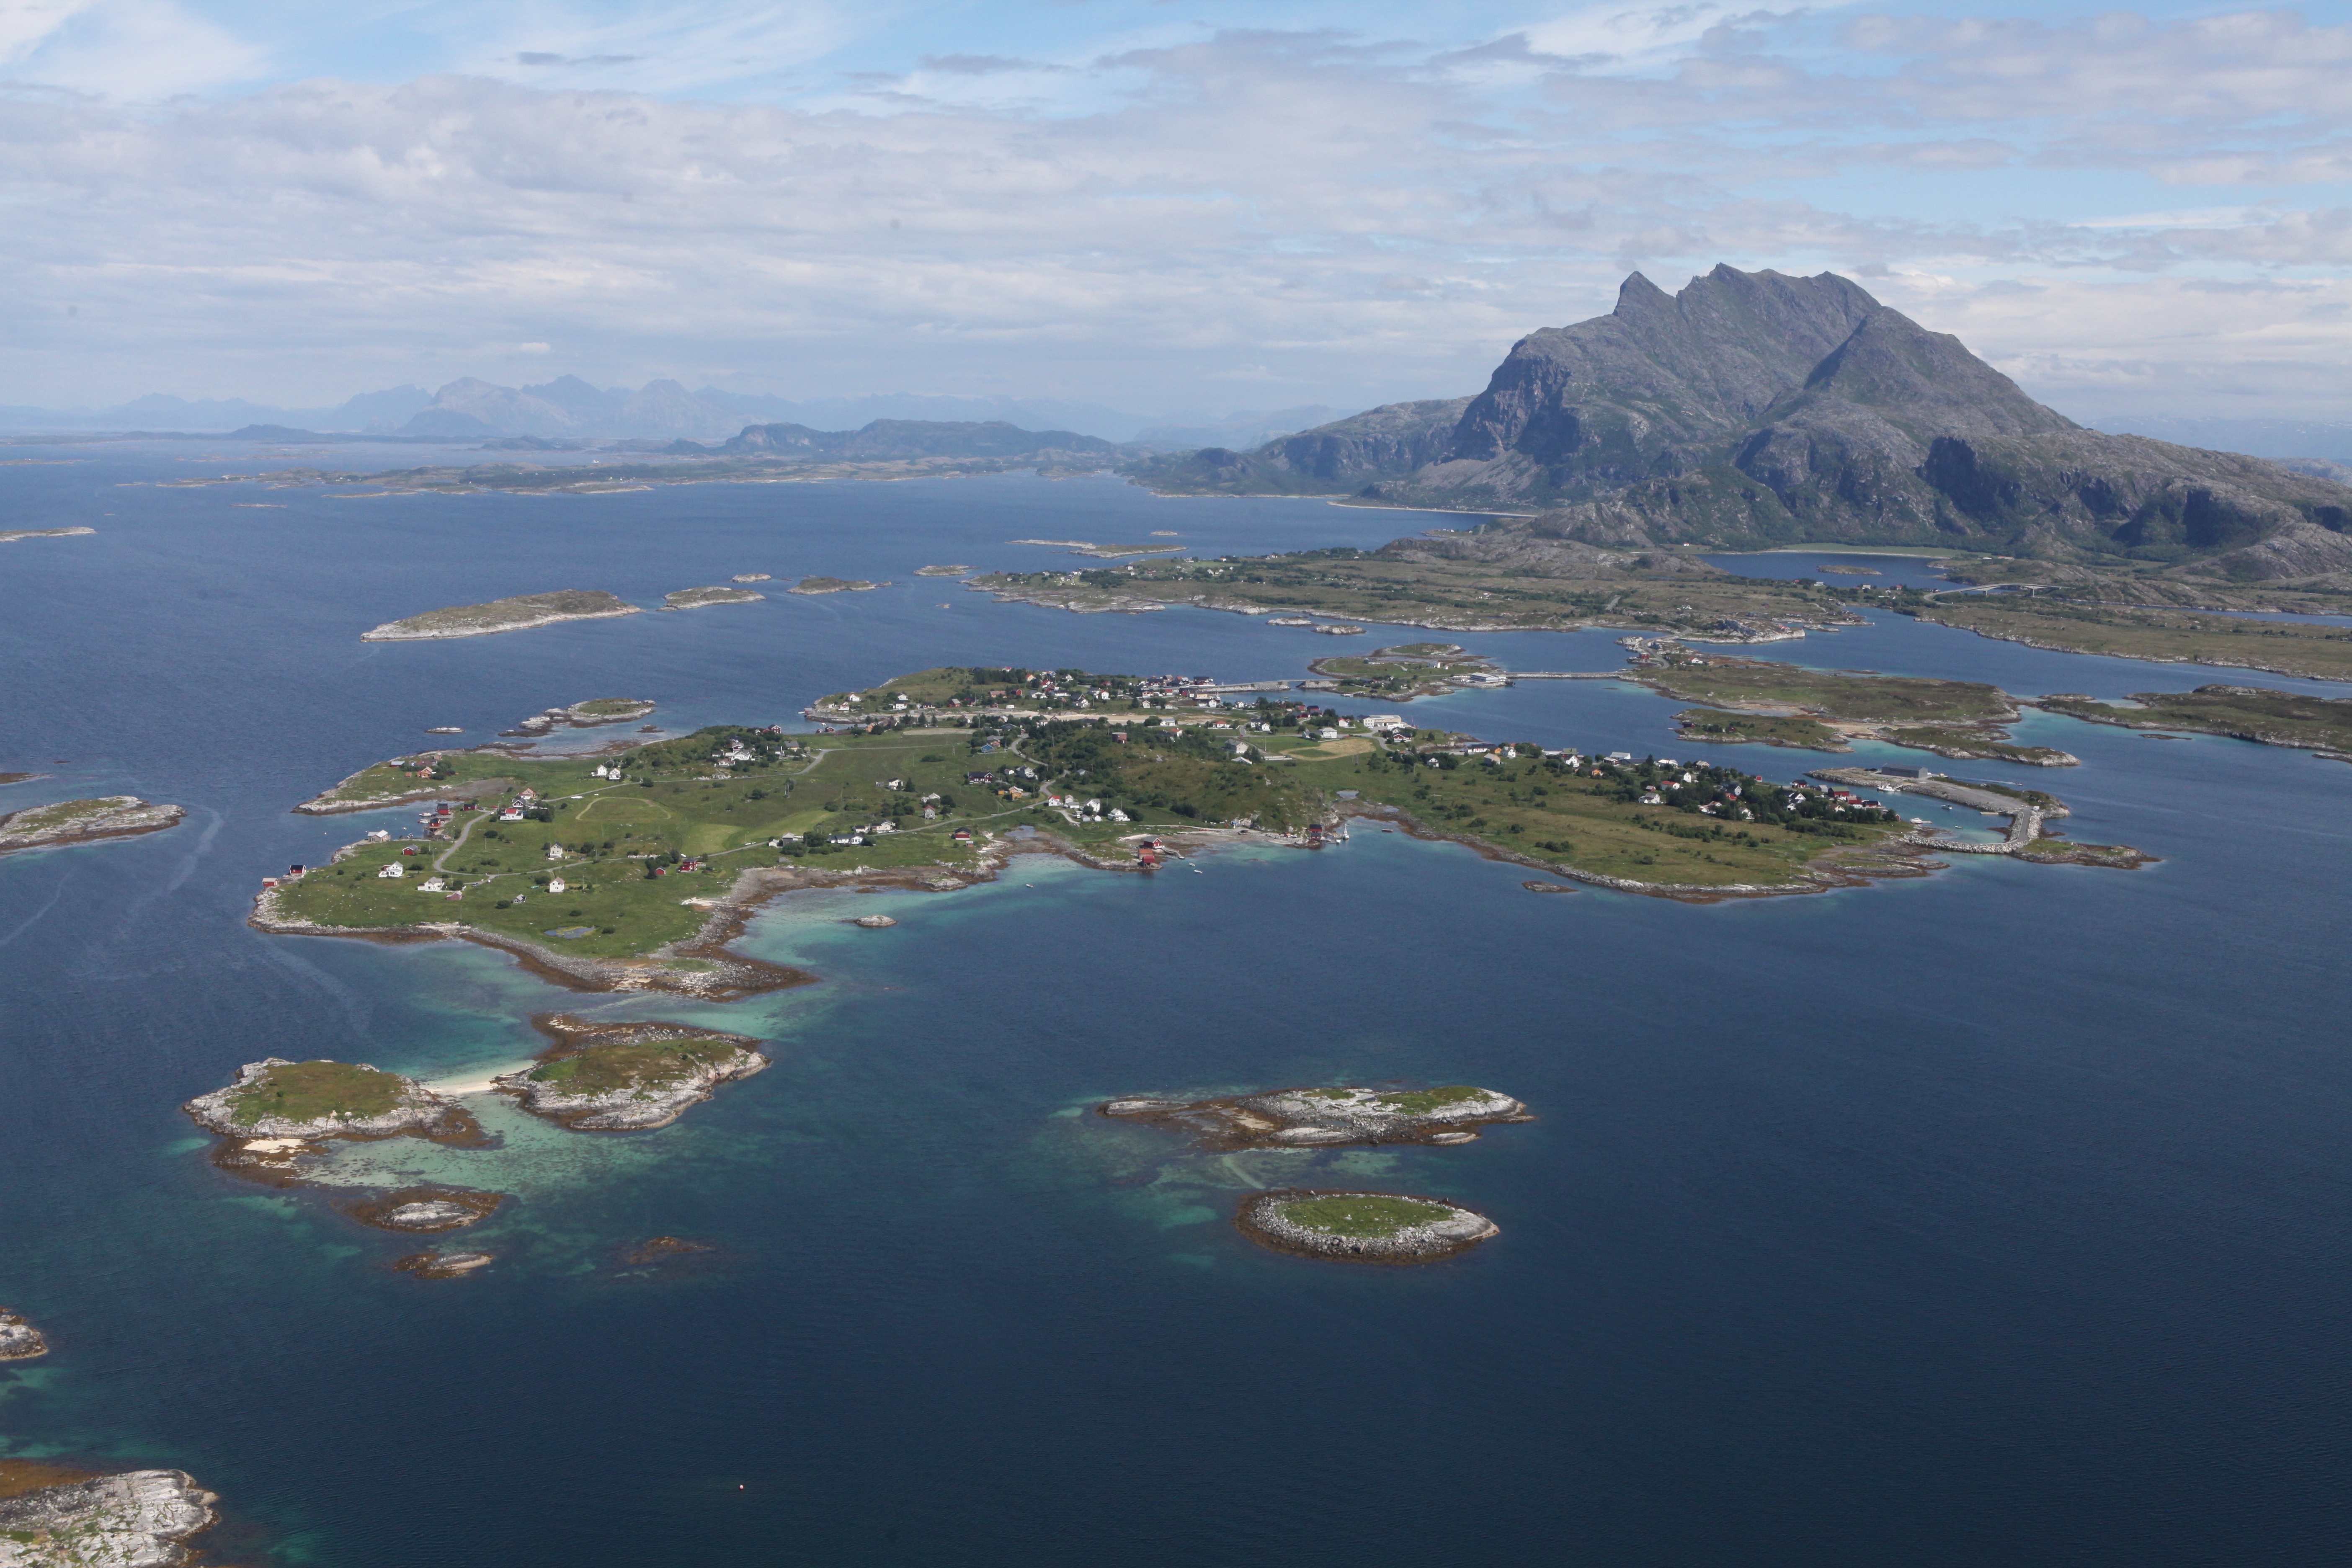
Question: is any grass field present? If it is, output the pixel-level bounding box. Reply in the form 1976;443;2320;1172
526;1039;741;1094
975;552;1859;637
1674;709;1847;750
1912;599;2352;682
1274;1194;1455;1238
1635;654;2011;722
2039;687;2352;751
225;1060;407;1126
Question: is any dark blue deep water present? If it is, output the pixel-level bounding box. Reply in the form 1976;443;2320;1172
3;448;2348;1565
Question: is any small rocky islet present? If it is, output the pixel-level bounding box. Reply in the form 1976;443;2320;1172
494;1014;769;1131
1100;1083;1531;1149
183;1057;482;1183
1235;1189;1499;1263
0;795;186;857
0;1307;47;1361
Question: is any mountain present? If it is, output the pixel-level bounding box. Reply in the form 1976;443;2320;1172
1131;265;2352;577
706;419;1118;460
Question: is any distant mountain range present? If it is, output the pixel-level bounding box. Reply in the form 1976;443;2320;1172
0;381;1339;446
1129;265;2352;578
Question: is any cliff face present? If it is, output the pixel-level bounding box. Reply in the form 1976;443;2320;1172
1141;266;2352;572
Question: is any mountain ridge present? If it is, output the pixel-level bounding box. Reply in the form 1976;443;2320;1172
1127;265;2352;580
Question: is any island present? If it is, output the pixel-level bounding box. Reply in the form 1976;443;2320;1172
1235;1189;1498;1263
494;1015;769;1130
393;1251;495;1279
732;573;772;583
915;565;971;576
0;526;95;544
252;665;2145;1003
0;1461;224;1565
183;1058;483;1182
1621;646;2079;765
2037;685;2352;756
663;585;766;610
0;1308;45;1360
1309;643;1510;699
0;796;185;856
789;576;880;594
360;588;640;641
346;1188;503;1232
1102;1083;1530;1148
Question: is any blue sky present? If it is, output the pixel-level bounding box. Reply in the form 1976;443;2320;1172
2;0;2347;420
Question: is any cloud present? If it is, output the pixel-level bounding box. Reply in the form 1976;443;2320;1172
514;52;644;69
0;11;2344;419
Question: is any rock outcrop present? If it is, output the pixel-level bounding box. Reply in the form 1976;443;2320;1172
0;797;185;856
0;1308;46;1360
0;1468;219;1568
1235;1189;1498;1263
494;1016;768;1131
1101;1083;1531;1149
183;1058;472;1140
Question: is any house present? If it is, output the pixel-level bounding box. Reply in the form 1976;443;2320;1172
546;843;565;860
1316;727;1340;740
420;877;446;892
547;876;566;894
1107;808;1129;823
952;829;974;843
377;864;406;879
499;807;524;821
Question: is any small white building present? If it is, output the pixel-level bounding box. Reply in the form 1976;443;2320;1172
499;807;524;821
377;863;405;879
419;877;446;892
1317;727;1340;740
546;843;565;860
547;876;567;894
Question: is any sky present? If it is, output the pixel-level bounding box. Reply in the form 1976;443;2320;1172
1;0;2348;421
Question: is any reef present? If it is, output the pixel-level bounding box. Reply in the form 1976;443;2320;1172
1101;1083;1531;1149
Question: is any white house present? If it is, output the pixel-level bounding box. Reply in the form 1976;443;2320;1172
546;843;565;860
547;876;567;894
419;877;446;892
377;864;405;879
499;807;524;821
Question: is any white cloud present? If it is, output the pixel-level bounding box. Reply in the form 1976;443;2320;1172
0;10;2345;419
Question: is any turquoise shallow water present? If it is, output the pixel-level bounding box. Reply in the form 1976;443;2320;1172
2;450;2349;1565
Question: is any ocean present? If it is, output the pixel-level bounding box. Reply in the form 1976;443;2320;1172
1;447;2347;1565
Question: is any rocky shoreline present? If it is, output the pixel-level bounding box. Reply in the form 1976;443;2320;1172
0;1464;222;1567
0;1308;46;1360
495;1014;769;1130
0;795;185;856
1235;1189;1499;1264
1103;1083;1531;1149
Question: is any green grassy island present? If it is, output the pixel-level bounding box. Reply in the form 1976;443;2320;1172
0;795;186;856
663;585;765;610
495;1015;770;1130
360;588;640;642
256;662;2138;993
1236;1189;1499;1263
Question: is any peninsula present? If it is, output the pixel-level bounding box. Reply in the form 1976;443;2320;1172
360;588;640;641
495;1015;769;1130
0;796;185;856
1102;1083;1530;1148
1235;1189;1498;1263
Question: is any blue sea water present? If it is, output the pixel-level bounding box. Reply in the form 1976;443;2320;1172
3;448;2349;1566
